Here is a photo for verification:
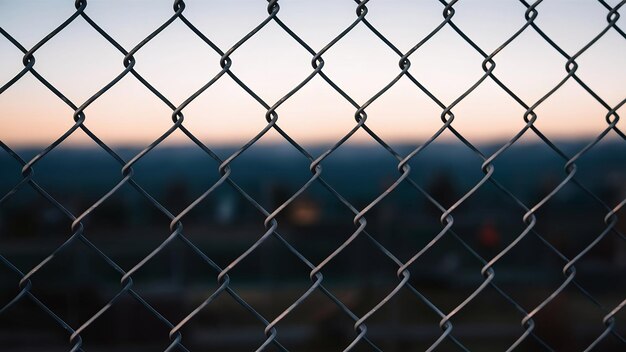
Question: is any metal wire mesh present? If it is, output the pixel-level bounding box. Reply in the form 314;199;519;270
0;0;625;351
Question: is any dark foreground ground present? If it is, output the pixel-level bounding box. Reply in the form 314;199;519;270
1;140;625;351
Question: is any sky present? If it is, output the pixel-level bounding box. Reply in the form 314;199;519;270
0;0;625;149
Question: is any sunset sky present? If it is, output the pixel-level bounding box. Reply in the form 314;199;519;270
0;0;624;148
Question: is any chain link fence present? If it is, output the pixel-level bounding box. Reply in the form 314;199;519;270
1;0;625;351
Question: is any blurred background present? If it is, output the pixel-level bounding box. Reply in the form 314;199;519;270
1;0;625;351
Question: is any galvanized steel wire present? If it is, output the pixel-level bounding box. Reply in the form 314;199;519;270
1;0;625;351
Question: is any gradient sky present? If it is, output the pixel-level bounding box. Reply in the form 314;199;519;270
0;0;625;149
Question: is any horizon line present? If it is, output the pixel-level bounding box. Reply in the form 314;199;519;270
4;135;622;151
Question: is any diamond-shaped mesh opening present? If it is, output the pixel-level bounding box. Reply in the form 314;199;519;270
453;182;529;260
224;140;314;211
531;182;609;259
227;22;314;104
532;80;610;149
272;75;358;147
451;78;529;147
491;230;571;300
404;232;487;313
317;233;411;322
363;76;445;150
268;181;357;263
220;234;316;320
405;134;489;207
319;137;403;205
123;236;222;324
354;180;442;262
128;141;222;215
31;18;123;104
406;25;485;104
489;27;568;104
181;76;270;150
133;20;224;104
320;22;404;104
485;131;565;201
